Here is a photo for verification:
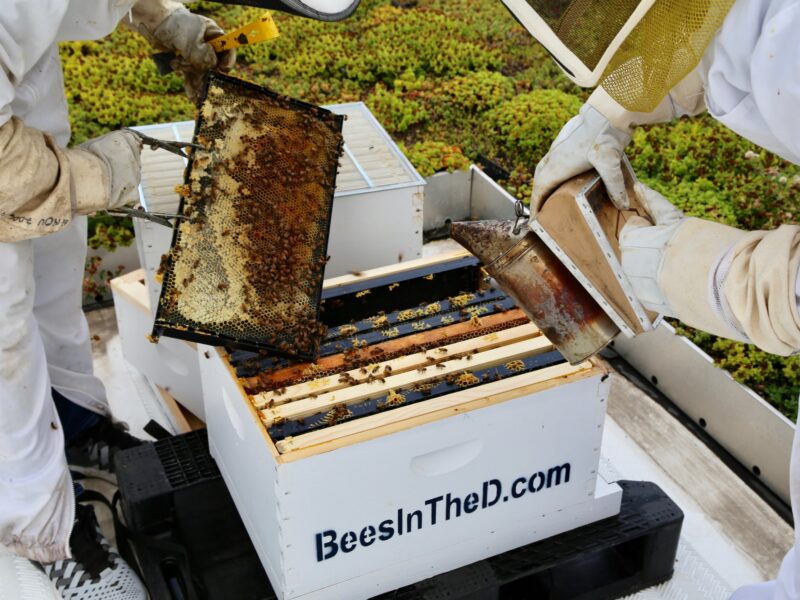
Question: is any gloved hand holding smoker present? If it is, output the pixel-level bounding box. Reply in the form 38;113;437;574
0;0;358;599
507;0;800;597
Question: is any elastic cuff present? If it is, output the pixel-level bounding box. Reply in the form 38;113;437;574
660;217;747;338
5;539;68;564
66;148;109;215
588;87;675;132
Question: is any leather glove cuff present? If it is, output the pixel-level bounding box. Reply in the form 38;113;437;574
65;148;110;215
660;217;748;339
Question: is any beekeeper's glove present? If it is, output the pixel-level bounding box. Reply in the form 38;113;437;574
531;102;632;217
0;120;142;242
532;71;707;217
128;1;236;103
71;130;143;214
618;183;684;315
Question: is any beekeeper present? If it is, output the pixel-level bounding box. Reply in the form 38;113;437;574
503;0;800;597
0;0;359;599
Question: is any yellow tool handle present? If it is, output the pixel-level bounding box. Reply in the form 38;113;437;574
152;12;279;75
209;12;280;53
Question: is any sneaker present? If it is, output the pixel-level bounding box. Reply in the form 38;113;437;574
66;419;143;479
0;544;60;600
42;503;148;600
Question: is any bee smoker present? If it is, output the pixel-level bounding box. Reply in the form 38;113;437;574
451;219;619;365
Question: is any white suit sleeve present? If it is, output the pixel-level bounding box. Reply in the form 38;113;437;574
654;219;800;356
702;0;800;164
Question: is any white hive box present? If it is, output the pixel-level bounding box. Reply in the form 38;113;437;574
202;252;622;600
133;102;425;311
110;268;205;421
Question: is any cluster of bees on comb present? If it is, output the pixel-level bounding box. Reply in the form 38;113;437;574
154;75;343;358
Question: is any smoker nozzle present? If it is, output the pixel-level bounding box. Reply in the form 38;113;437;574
451;220;619;364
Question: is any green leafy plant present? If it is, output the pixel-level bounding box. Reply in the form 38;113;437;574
484;90;582;167
366;84;428;133
83;255;126;304
87;215;135;252
401;141;470;177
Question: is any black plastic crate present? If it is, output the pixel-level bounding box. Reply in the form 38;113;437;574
116;431;683;600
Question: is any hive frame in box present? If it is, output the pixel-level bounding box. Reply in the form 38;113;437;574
202;251;622;600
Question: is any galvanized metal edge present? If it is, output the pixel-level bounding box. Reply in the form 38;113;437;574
612;322;794;505
574;183;653;333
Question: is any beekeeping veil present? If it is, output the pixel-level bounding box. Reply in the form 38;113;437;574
500;0;735;112
214;0;360;21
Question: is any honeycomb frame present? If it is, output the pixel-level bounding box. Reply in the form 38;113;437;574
152;72;344;360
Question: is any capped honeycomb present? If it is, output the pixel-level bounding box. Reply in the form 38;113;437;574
153;73;344;359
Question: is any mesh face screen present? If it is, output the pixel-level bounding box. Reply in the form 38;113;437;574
524;0;640;70
153;73;344;359
600;0;735;112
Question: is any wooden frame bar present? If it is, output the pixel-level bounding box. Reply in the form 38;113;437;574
260;335;555;427
253;322;540;409
275;361;600;457
242;308;529;391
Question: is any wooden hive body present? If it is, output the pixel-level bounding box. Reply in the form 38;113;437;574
202;251;622;600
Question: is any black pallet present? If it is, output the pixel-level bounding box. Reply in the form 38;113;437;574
115;431;683;600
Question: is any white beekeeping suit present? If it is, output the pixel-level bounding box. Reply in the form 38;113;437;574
0;0;139;564
0;0;359;585
0;0;238;569
528;0;800;597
